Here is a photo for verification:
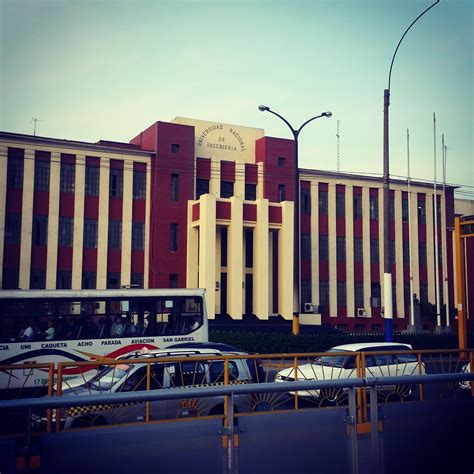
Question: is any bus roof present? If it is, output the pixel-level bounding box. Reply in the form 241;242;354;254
0;288;206;301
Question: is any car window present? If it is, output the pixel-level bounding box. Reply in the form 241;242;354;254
395;353;418;364
167;361;207;388
209;360;239;383
119;366;148;392
374;354;395;366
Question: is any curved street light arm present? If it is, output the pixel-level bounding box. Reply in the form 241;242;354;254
296;114;328;136
266;108;297;138
388;0;440;91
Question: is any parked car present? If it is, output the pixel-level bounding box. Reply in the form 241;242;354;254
460;362;472;390
274;342;425;405
35;347;259;429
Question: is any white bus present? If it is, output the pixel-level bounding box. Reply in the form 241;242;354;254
0;288;208;390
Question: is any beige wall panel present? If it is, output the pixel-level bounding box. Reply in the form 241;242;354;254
328;184;337;317
228;197;243;319
234;163;245;199
345;185;355;317
394;190;405;318
96;158;110;289
19;149;35;289
186;202;199;288
254;198;269;319
410;191;420;298
215;225;222;315
71;155;85;289
144;162;151;288
310;181;319;307
426;194;435;303
278;201;294;319
362;187;372;317
0;146;8;287
198;194;217;319
209;159;220;197
121;161;133;287
257;163;264;200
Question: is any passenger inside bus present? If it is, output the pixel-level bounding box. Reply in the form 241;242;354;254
110;316;125;338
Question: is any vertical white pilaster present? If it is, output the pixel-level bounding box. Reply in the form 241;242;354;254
328;184;337;317
71;155;85;289
209;159;220;197
254;198;269;319
97;158;110;289
362;187;372;317
278;201;294;319
0;146;8;287
228;196;243;319
121;160;133;287
426;193;435;303
234;163;245;199
311;181;319;309
410;192;420;298
144;162;151;288
378;188;385;309
346;185;355;317
394;190;405;319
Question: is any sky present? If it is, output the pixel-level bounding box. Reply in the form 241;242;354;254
1;0;472;198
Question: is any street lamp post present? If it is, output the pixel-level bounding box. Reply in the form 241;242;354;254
382;0;439;342
258;106;332;334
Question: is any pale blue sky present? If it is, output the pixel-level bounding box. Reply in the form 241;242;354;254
1;0;472;197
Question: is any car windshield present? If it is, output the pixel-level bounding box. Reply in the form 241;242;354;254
314;349;353;368
88;364;132;390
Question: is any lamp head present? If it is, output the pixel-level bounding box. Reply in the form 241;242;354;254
322;111;332;118
258;105;270;112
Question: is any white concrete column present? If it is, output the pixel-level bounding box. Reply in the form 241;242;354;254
97;158;110;289
228;196;244;319
256;163;264;200
394;189;405;319
310;181;319;308
328;184;337;317
410;191;420;298
378;188;385;309
144;162;151;289
362;187;372;317
19;149;35;289
346;185;355;317
71;155;85;289
186;203;199;288
0;146;8;288
234;163;245;199
426;193;435;303
254;198;269;319
121;160;133;287
198;194;217;319
209;159;220;197
278;201;294;319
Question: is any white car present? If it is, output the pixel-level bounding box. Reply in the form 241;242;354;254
275;342;424;405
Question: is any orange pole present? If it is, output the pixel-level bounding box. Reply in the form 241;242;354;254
145;363;151;422
454;217;467;351
46;364;54;433
56;364;63;432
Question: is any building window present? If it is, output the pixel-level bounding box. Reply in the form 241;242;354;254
169;274;178;288
337;281;346;307
278;185;286;203
355;281;364;308
170;223;178;251
370;239;379;264
245;228;253;268
336;192;345;217
4;213;21;245
83;218;98;248
245;183;256;201
108;220;122;249
353;194;362;219
82;272;96;289
354;237;363;263
30;270;46;289
319;280;329;306
390;240;396;265
419;241;427;266
132;222;145;251
110;168;123;198
221;227;228;266
371;283;381;308
56;270;72;289
171;144;180;154
319;190;328;216
420;284;428;303
278;157;285;167
107;272;121;289
336;236;346;262
60;163;75;193
301;188;311;214
404;284;410;306
7;155;23;189
171;174;180;201
389;196;395;221
403;240;410;264
32;215;48;246
369;195;378;220
301;280;312;306
85;165;100;196
402;197;409;223
133;170;146;200
196;178;210;199
417;197;426;224
319;235;329;261
58;217;73;247
34;159;50;192
301;234;311;260
131;273;144;288
2;268;19;289
221;181;234;198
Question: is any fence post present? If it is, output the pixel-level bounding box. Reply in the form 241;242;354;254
222;391;236;474
369;383;383;474
347;387;359;474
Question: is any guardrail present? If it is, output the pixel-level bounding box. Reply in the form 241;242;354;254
1;372;474;474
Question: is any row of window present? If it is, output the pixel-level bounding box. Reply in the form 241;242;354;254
7;153;147;200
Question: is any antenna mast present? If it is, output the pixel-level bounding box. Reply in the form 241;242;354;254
336;120;340;172
31;117;41;136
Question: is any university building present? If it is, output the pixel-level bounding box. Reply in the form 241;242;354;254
1;117;472;331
